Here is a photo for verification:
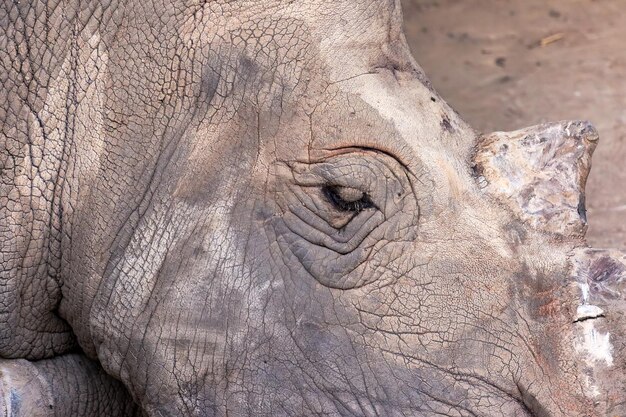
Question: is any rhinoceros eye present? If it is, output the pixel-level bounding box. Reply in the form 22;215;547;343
273;151;419;289
322;185;375;213
280;153;403;230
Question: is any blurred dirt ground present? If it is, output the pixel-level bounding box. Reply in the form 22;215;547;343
402;0;626;249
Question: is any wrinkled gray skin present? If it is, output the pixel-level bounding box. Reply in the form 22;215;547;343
1;1;625;416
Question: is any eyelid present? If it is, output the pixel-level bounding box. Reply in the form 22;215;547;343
332;186;366;203
323;185;376;213
290;161;376;191
285;152;410;220
288;183;378;230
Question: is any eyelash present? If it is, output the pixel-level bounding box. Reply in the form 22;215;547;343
322;185;375;213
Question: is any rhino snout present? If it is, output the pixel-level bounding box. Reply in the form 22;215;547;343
473;120;598;239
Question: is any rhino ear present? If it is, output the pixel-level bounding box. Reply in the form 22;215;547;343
473;120;598;239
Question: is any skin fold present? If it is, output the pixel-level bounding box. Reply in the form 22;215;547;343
1;0;624;416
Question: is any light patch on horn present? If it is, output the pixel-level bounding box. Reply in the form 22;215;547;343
473;120;598;239
574;321;613;368
574;281;613;372
570;248;626;405
575;283;606;322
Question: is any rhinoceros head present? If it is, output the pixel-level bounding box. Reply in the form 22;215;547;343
23;0;620;415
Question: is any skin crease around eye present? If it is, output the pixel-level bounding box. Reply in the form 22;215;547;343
280;151;414;234
269;151;420;289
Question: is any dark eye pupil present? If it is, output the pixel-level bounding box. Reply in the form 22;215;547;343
323;185;374;213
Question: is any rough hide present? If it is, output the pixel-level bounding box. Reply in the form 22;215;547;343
1;0;624;416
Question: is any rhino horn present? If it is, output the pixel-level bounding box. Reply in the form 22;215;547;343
570;248;626;414
473;120;598;239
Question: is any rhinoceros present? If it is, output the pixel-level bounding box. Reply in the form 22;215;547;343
1;0;625;416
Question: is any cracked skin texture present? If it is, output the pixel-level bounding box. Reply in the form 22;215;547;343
0;0;618;416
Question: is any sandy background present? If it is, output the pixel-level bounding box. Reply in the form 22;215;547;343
401;0;626;249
